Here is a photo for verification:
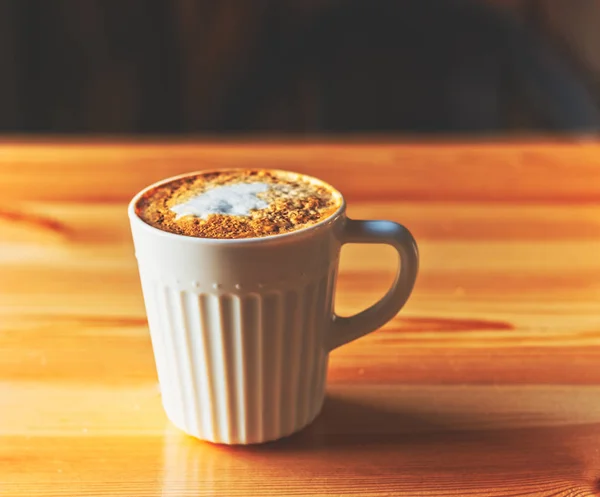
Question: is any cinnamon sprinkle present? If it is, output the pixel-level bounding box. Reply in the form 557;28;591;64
135;170;342;239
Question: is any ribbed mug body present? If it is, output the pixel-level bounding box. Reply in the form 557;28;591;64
130;203;344;444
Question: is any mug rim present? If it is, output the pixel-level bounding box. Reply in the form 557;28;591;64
128;168;347;245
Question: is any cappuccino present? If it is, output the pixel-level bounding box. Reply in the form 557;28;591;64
135;170;342;239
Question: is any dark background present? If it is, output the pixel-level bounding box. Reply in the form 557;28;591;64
1;0;599;135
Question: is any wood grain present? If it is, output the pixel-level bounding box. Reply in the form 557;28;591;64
1;141;600;496
2;140;600;202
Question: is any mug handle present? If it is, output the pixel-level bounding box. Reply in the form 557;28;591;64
328;219;419;351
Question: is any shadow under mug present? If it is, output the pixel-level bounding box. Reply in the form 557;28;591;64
128;169;418;444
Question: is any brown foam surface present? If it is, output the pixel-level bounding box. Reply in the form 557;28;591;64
135;170;342;239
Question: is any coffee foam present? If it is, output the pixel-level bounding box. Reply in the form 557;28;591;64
135;170;342;239
171;182;269;219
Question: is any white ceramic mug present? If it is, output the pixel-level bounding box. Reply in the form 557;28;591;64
129;170;418;444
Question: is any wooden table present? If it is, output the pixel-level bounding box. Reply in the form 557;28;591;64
2;140;600;496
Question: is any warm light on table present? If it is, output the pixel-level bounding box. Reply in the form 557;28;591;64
1;140;600;496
